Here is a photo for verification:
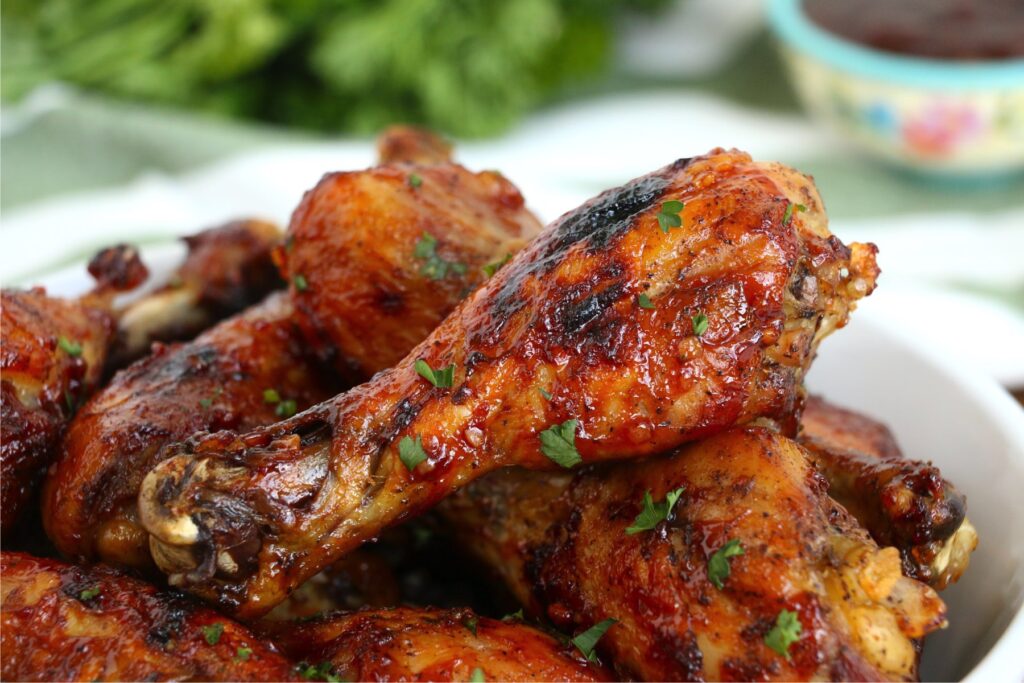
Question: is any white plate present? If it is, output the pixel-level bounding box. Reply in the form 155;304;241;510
32;246;1024;682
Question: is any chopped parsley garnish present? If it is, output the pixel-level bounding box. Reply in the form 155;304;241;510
408;173;423;188
463;615;479;636
275;399;298;418
398;435;428;471
414;232;467;280
782;202;807;226
707;539;744;589
263;388;281;404
503;608;524;621
637;293;655;309
571;618;617;662
235;646;252;662
58;336;83;357
539;419;581;468
199;397;213;410
78;586;101;601
202;622;224;645
470;667;485;682
298;661;342;682
415;359;455;388
691;312;709;337
482;253;512;278
293;274;309;291
625;487;684;535
656;200;685;233
764;609;802;660
538;388;553;400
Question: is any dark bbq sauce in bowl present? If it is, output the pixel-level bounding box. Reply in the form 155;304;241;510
804;0;1024;61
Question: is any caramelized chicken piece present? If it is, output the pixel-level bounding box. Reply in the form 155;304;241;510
111;219;283;368
0;552;294;682
282;134;541;379
43;293;338;568
261;606;611;682
800;396;977;589
441;429;947;681
2;247;147;534
140;149;878;617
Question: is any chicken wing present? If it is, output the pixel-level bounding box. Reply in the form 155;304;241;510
800;397;977;589
261;606;611;682
2;247;147;534
139;149;879;618
441;429;947;681
0;552;294;682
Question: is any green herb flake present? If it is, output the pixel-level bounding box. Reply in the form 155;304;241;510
764;609;802;660
637;293;655;309
398;435;428;471
64;390;78;414
414;359;456;388
463;615;478;636
538;388;553;400
58;336;83;357
199;397;213;410
414;232;466;280
503;608;524;622
625;487;684;535
78;586;101;601
782;202;807;226
298;660;341;681
202;622;225;646
707;539;744;589
235;646;252;662
408;173;423;188
691;312;709;337
539;419;581;468
293;274;309;291
470;667;485;682
571;618;617;662
263;388;281;404
656;200;685;233
275;399;298;418
482;253;512;278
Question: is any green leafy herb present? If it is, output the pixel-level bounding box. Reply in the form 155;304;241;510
707;539;744;589
463;615;478;636
275;399;298;418
415;359;455;388
539;419;581;468
503;608;524;622
64;390;78;414
469;667;485;682
199;397;213;410
235;646;252;662
408;173;423;188
571;618;617;662
625;487;684;535
637;293;655;309
414;233;466;280
263;388;281;404
764;609;802;660
58;336;83;357
78;586;101;601
202;622;224;645
293;274;309;291
782;202;807;226
656;200;685;233
538;388;553;400
691;312;709;337
482;253;512;278
398;435;427;471
298;661;341;682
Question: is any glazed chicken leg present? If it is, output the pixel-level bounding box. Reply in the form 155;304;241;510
140;149;878;617
440;429;947;681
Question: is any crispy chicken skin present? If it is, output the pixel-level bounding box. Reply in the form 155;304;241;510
800;397;977;589
111;219;283;368
441;429;947;681
43;293;338;568
139;149;879;617
262;606;612;681
1;247;147;535
0;552;294;682
281;137;542;379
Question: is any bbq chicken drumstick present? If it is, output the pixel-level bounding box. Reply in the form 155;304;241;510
140;149;879;618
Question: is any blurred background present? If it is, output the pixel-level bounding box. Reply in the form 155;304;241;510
2;0;1023;393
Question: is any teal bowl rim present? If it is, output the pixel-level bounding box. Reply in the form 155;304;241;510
768;0;1024;90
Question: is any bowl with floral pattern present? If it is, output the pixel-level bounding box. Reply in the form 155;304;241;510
769;0;1024;179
